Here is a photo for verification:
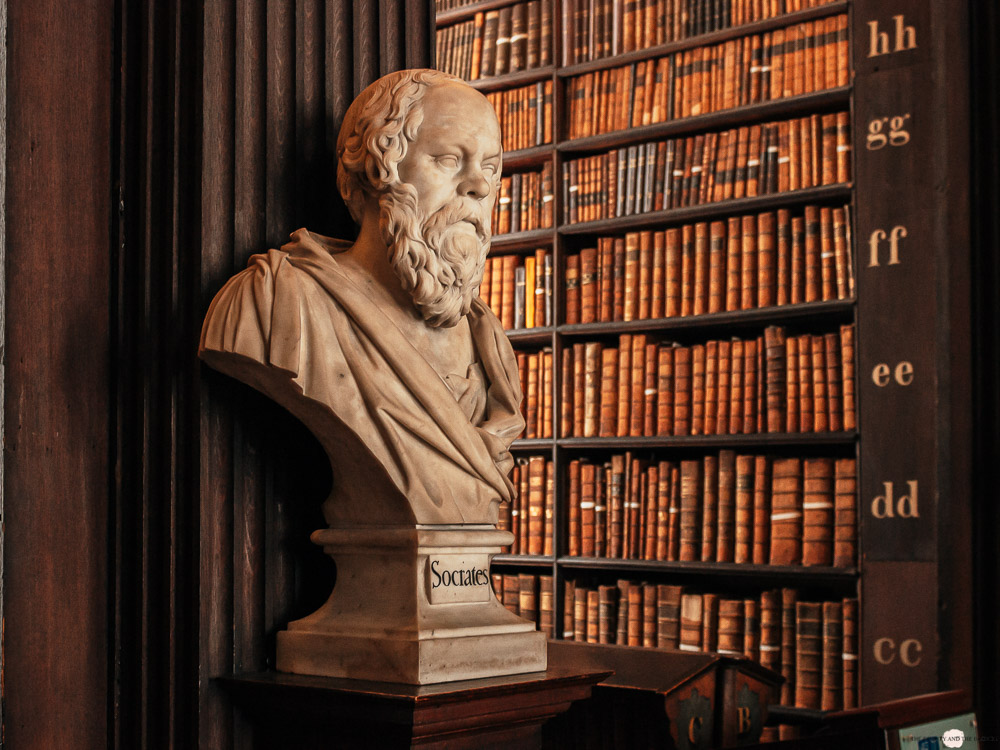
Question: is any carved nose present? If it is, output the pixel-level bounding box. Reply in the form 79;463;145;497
460;172;490;200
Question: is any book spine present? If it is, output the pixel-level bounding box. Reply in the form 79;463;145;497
833;458;857;567
842;597;859;709
821;600;843;711
802;458;834;566
734;453;754;563
752;454;771;564
539;575;554;637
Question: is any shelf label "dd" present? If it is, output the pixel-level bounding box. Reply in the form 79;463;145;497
871;480;919;519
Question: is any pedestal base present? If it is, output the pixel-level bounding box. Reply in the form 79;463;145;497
276;525;547;684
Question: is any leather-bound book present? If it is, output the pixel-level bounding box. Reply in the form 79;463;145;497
586;588;599;643
657;584;683;648
616;579;630;645
594;464;607;557
717;599;745;657
638;230;654;318
608;453;626;558
742;337;758;433
599;345;619;437
743;598;760;661
630;334;647;436
802;458;834;566
627;583;643;646
760;589;782;673
716;450;737;562
519;573;538;625
580;461;598;557
764;325;787;432
821;600;843;710
835;111;851;183
651;230;666;318
560;348;574;438
693;221;710;316
564;252;580;325
780;587;798;705
679;459;702;562
525;1;540;70
821;113;837;188
509;3;526;74
527;456;546;555
494;7;512;76
567;459;582;556
705;340;719;435
803;204;820;302
785;334;800;432
790;214;805;304
644;341;658;436
833;458;857;567
717;340;731;435
668;464;681;561
680;223;696;316
598;584;617;644
842;597;859;709
563;580;576;640
819;205;836;301
679;593;703;652
627;455;644;559
752;454;772;564
708;220;727;313
491;573;503;602
824;332;843;431
840;324;856;430
776;209;791;305
579;246;599;323
616;334;632;436
674;345;692;435
573;342;586;436
728;339;744;434
542;348;553;438
665;227;682;317
691;343;706;435
623;232;640;321
656;344;675;435
734;453;754;563
656;461;672;560
777;121;790;192
539;575;554;637
642;583;658;647
584;343;602;437
832;206;850;300
700;454;719;562
525;352;538;438
770;457;803;566
543;458;554;553
811;334;828;433
797;334;813;432
573;585;588;642
701;592;719;653
757;211;776;308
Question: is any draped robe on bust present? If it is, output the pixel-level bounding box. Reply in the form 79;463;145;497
199;229;524;527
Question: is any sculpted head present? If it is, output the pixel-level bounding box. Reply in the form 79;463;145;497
336;69;503;328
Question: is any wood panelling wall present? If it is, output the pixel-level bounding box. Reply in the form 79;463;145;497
112;1;429;749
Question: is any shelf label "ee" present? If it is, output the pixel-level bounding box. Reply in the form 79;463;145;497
866;115;911;150
874;637;923;666
871;361;914;387
871;480;919;518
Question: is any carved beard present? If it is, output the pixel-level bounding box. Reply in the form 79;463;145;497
378;183;491;329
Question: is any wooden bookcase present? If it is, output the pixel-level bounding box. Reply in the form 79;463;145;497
434;0;971;712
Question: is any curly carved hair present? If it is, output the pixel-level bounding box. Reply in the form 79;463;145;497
336;69;466;223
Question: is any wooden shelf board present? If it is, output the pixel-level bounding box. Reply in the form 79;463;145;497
492;554;556;566
558;184;853;235
469;67;555;94
557;556;859;582
505;327;555;344
490;226;554;251
510;438;555;451
436;0;523;26
558;299;856;338
558;87;851;153
556;1;849;77
500;144;553;170
556;432;858;450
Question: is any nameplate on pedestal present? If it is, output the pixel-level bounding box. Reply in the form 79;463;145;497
425;555;492;604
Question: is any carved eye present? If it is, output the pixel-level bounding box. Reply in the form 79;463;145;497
435;155;460;169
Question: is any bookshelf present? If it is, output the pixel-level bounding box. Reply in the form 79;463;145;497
435;0;971;730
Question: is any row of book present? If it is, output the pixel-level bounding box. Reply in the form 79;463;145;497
562;579;857;711
565;453;856;567
561;0;842;65
567;15;848;139
486;81;553;152
558;326;857;439
436;1;553;81
564;205;854;325
492;164;556;236
516;350;555;439
480;250;554;331
493;573;555;637
499;456;555;554
562;113;851;224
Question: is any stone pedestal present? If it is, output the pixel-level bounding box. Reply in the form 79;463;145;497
276;525;547;684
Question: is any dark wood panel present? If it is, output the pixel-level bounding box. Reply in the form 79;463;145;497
2;1;114;748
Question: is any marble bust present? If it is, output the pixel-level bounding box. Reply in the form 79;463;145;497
199;69;545;683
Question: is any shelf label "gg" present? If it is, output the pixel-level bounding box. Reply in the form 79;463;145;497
866;115;911;150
